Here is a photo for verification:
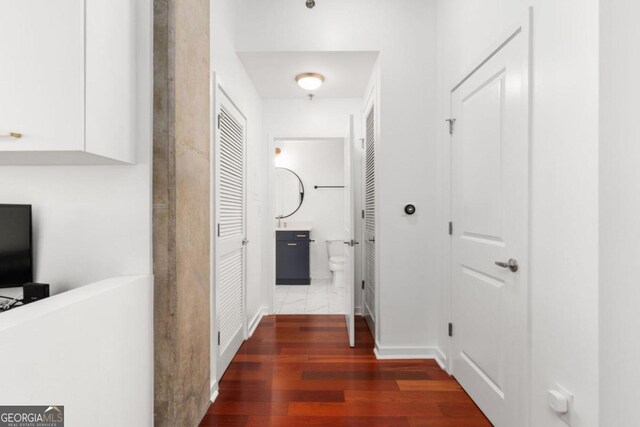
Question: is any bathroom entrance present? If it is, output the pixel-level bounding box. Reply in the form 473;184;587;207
270;130;358;330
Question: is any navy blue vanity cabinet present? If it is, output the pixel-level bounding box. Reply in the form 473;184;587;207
276;231;311;285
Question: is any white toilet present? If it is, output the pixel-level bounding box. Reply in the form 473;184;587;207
326;240;345;288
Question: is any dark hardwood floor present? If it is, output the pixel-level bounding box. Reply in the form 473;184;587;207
199;315;492;427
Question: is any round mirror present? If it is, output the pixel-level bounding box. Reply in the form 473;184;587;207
275;167;304;219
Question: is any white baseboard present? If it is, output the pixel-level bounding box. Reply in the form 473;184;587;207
248;306;267;337
374;341;439;360
434;347;448;371
355;305;363;316
210;384;219;403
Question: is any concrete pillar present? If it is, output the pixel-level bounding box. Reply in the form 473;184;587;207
153;0;211;425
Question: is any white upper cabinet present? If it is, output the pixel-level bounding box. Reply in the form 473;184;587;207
0;0;135;165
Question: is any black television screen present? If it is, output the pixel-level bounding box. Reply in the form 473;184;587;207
0;205;33;288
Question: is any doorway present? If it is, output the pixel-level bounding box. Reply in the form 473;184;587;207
269;136;352;317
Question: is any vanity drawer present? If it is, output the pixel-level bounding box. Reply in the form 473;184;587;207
293;231;309;241
276;230;310;241
276;231;294;241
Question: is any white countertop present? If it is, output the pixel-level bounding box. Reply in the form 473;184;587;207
276;226;312;231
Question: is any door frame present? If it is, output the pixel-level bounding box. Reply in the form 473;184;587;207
209;72;249;399
265;135;345;315
442;8;533;423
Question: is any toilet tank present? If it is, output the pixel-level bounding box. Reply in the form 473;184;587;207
326;239;345;258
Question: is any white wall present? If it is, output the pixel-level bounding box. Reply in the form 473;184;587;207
241;0;440;353
0;275;153;427
276;139;345;279
600;1;640;425
262;98;364;311
436;2;599;426
0;0;152;297
211;0;264;331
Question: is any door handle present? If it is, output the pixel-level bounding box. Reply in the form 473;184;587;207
0;132;22;139
495;258;518;272
242;238;249;245
343;240;360;247
368;238;375;243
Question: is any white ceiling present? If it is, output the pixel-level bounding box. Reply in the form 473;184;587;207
237;51;378;99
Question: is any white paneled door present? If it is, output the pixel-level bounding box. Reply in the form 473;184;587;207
450;18;530;427
344;115;356;347
363;101;376;336
214;88;247;380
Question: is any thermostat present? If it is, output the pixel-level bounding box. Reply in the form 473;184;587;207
404;204;416;215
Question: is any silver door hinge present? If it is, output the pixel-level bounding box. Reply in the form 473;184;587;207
446;118;456;135
217;223;220;237
448;323;453;337
361;280;365;290
217;113;222;129
362;209;365;219
448;221;453;236
360;138;365;149
217;331;221;345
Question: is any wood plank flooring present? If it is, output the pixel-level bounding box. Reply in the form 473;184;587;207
199;315;491;427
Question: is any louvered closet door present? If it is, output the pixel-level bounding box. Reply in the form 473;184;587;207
215;89;247;380
363;103;376;335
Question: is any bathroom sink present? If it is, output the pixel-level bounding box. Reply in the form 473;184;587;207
276;222;313;231
276;226;312;231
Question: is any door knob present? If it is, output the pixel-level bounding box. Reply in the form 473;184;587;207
495;258;518;272
242;238;249;245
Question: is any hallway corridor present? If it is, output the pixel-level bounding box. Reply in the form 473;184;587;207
199;315;491;426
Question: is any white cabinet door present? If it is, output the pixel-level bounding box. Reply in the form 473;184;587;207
85;0;135;163
0;0;84;152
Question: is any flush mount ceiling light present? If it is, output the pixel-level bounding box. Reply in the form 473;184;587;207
295;73;325;91
305;0;316;9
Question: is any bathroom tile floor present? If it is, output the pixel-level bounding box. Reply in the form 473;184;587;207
275;279;345;314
